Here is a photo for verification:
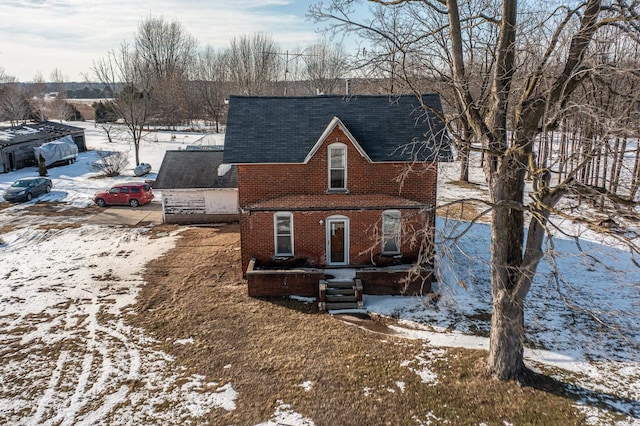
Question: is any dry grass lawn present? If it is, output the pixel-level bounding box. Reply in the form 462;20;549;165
131;223;586;425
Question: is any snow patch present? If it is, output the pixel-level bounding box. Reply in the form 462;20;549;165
255;400;315;426
299;381;313;392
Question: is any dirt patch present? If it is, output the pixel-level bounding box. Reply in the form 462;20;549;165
133;224;583;425
36;223;83;231
0;224;19;235
447;180;484;190
23;203;103;217
437;200;487;222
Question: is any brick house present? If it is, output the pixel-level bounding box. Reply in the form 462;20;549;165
223;94;451;308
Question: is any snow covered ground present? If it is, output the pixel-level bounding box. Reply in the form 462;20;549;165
0;122;638;424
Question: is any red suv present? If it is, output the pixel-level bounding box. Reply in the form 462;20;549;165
94;182;154;207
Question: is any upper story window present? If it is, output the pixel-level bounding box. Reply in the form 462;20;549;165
328;143;347;191
274;212;294;257
382;210;401;254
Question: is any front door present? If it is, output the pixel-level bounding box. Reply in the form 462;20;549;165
326;217;349;265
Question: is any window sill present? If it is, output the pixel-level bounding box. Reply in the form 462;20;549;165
273;255;294;260
381;252;402;258
326;189;349;194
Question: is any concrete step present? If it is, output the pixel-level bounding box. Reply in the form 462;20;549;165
326;295;358;303
325;302;360;310
326;287;355;296
326;280;355;288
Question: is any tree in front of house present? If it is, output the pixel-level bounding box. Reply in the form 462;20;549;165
312;0;640;381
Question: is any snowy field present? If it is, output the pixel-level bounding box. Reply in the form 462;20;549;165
0;122;638;424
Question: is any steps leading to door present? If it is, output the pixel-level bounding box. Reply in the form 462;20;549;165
319;279;363;311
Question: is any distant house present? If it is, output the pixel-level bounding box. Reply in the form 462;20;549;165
153;149;238;224
223;94;452;309
0;121;86;173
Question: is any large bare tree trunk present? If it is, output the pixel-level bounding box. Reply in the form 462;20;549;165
487;288;525;379
486;153;527;380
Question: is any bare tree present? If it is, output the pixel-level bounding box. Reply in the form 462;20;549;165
93;42;153;166
226;33;281;95
48;95;76;122
313;1;496;182
29;72;48;121
313;0;640;382
135;16;198;128
49;68;66;94
301;41;349;94
0;66;15;83
0;83;31;125
92;150;129;177
194;45;228;132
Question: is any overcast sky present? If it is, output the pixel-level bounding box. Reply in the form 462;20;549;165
0;0;351;82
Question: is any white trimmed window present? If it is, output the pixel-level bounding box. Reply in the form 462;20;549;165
382;210;401;254
328;143;347;190
274;212;294;256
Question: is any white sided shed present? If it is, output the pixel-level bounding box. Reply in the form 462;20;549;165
153;149;238;224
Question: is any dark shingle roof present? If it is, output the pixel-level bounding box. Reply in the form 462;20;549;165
223;94;451;164
153;150;237;189
0;120;84;146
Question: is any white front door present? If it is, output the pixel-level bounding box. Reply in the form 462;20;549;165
326;217;349;265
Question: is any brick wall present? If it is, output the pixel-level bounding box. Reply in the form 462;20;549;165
239;208;433;274
247;269;323;297
356;268;432;295
238;126;438;206
237;125;439;278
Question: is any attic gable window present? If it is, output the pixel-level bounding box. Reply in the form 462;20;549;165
328;143;347;191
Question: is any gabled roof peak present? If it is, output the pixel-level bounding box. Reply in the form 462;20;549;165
303;116;372;164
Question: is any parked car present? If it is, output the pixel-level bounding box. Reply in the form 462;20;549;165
134;163;152;177
93;182;154;208
3;177;53;202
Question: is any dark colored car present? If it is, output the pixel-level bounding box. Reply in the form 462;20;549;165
3;177;53;202
93;182;154;207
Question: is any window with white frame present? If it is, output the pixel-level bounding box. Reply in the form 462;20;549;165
274;212;294;256
382;210;401;254
328;143;347;190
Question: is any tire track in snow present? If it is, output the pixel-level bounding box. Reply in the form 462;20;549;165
1;223;238;424
30;350;69;425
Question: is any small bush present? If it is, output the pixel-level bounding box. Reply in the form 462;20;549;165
92;150;129;177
